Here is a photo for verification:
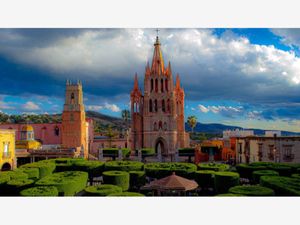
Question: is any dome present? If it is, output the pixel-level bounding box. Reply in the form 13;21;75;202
21;125;34;132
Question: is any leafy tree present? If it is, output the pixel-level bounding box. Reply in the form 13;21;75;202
187;115;197;133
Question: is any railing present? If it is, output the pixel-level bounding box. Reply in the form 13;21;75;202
2;152;11;159
283;154;295;161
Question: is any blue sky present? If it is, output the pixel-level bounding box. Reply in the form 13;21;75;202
1;28;300;132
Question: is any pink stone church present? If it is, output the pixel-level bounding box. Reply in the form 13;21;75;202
130;35;190;156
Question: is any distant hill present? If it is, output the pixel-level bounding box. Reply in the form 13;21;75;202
185;122;300;136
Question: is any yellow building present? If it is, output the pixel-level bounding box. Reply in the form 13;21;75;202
0;129;16;171
15;125;41;150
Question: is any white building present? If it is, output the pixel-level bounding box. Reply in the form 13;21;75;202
223;129;254;139
265;130;281;137
236;136;300;164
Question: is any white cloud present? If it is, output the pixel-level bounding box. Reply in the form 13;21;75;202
22;101;40;111
198;104;209;113
87;105;103;111
104;103;120;112
271;29;300;49
0;101;14;110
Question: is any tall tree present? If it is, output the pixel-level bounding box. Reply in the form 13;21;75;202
187;115;197;133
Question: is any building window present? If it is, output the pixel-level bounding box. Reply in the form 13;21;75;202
54;126;60;136
162;99;165;112
167;99;170;112
154;99;158;112
268;145;274;160
149;99;153;112
155;79;158;93
161;79;164;92
258;143;263;161
165;79;168;92
71;93;75;104
151;79;154;92
159;121;163;130
283;145;294;161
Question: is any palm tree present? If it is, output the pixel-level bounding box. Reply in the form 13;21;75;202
187;115;197;133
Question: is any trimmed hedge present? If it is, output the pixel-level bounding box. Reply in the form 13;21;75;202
36;171;88;196
103;171;130;191
107;192;144;197
135;148;155;157
0;171;28;180
17;168;39;179
267;164;293;177
252;170;279;184
144;162;197;179
260;176;300;196
129;171;146;190
105;161;144;172
178;148;195;156
194;170;215;189
236;164;267;180
291;174;300;179
103;148;131;158
84;184;122;196
229;185;275;196
6;179;35;195
20;186;59;197
198;163;229;172
21;162;56;178
214;172;240;194
216;193;244;196
72;160;105;178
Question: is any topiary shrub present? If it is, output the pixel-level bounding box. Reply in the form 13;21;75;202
252;170;279;184
72;160;105;179
236;164;267;180
0;174;10;195
21;162;56;178
129;171;146;190
20;186;59;197
84;184;122;196
103;148;131;159
214;171;240;194
16;168;40;179
260;176;300;196
135;148;155;157
105;161;144;172
107;192;144;197
194;170;215;189
267;164;293;177
36;171;88;196
0;170;28;180
198;163;229;172
215;193;244;196
144;162;197;179
291;174;300;179
6;179;35;196
103;171;130;191
228;185;274;196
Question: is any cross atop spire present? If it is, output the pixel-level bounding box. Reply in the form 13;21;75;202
151;30;164;75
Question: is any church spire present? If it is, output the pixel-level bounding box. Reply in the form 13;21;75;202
175;73;181;89
133;73;139;90
151;31;164;76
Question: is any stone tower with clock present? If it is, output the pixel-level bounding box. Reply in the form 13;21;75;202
61;80;88;158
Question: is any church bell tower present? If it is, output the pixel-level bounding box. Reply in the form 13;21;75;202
61;80;88;158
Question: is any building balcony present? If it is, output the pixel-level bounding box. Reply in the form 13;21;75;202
283;154;295;161
2;152;11;159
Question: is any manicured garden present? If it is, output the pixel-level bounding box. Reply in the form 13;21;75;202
1;159;300;196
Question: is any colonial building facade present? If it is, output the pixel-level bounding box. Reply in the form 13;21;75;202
236;136;300;164
130;36;190;156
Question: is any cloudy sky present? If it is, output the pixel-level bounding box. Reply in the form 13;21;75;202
1;28;300;132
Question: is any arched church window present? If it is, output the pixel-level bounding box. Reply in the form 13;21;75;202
162;99;165;112
154;122;157;131
154;99;158;112
151;79;154;92
167;99;170;112
71;93;75;104
163;122;167;131
149;99;153;112
155;79;158;93
165;79;168;92
159;121;163;130
161;79;164;92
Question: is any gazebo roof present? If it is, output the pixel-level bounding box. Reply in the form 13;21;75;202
143;172;198;191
